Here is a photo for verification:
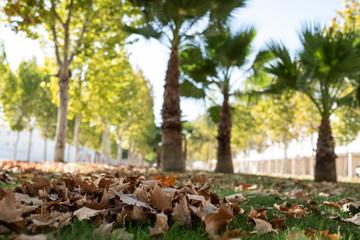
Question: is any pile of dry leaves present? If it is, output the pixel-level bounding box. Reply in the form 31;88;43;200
1;161;360;240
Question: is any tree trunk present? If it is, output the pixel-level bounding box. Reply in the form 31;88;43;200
100;124;107;163
13;131;20;161
74;114;82;163
314;118;337;182
183;137;187;169
106;128;111;164
67;143;71;162
27;128;33;162
53;68;70;162
117;134;123;163
215;92;234;173
282;132;288;174
161;46;183;172
43;124;48;162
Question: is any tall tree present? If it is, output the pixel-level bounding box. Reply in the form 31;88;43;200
0;45;25;160
125;0;246;172
180;27;256;173
259;26;360;182
2;0;134;162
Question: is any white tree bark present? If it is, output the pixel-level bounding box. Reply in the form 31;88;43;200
100;124;107;163
106;128;111;164
282;134;288;174
67;143;71;162
13;131;20;161
117;133;123;162
74;114;82;163
44;137;48;162
27;128;33;162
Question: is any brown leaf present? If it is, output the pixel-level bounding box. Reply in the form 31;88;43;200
13;234;48;240
113;228;133;240
323;201;340;209
172;195;191;226
73;206;104;221
0;189;24;223
224;193;246;203
270;214;286;230
149;212;169;237
131;206;147;222
93;222;113;239
204;206;235;237
159;172;176;187
220;228;250;240
304;228;340;239
247;207;268;222
252;218;278;235
149;185;173;212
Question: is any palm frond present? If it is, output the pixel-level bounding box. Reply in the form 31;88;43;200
180;79;206;99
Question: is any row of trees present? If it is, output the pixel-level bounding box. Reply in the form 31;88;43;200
0;44;156;163
2;0;360;183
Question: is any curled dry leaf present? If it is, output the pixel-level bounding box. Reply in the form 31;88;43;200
149;185;173;212
269;214;286;230
220;228;250;240
93;222;114;239
13;234;48;240
0;189;24;223
224;193;246;203
113;228;133;240
323;201;341;209
73;206;104;221
149;212;169;237
332;213;360;226
252;218;278;235
172;195;191;226
247;207;268;222
204;206;235;237
304;228;340;240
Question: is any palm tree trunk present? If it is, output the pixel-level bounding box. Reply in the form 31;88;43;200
74;114;82;163
314;118;337;182
13;131;20;161
215;92;234;173
161;46;183;172
53;67;70;162
27;128;33;162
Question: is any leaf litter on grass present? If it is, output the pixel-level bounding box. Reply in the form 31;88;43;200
1;161;360;239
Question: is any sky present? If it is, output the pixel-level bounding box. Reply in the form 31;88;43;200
0;0;344;125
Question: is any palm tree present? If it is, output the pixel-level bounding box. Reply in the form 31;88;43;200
180;27;256;173
124;0;246;172
258;26;360;182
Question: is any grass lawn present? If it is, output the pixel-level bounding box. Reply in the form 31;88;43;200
1;163;360;240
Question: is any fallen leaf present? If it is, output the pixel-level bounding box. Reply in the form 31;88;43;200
149;185;173;212
113;228;133;240
252;218;278;235
323;201;340;209
0;189;24;223
13;234;48;240
204;206;235;237
93;222;113;239
73;207;104;221
172;195;191;226
248;207;268;222
159;172;176;187
304;228;340;240
149;212;169;236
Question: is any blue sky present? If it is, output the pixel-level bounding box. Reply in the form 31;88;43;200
0;0;344;125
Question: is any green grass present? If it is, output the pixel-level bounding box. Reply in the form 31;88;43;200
1;172;360;239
